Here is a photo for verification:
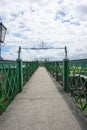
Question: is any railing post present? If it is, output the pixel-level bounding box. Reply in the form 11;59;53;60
26;62;29;81
17;59;23;92
63;58;69;92
52;62;55;77
56;62;58;81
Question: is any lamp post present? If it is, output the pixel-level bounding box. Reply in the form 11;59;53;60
0;23;7;60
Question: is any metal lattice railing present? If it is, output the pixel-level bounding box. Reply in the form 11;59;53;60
23;61;38;85
0;60;38;114
45;59;87;112
69;59;87;111
0;60;19;113
45;61;63;85
1;58;87;113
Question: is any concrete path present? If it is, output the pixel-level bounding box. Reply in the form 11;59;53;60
0;67;87;130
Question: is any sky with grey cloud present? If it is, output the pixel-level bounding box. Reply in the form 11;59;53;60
0;0;87;61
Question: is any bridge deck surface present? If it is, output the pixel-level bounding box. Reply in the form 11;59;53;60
0;67;87;130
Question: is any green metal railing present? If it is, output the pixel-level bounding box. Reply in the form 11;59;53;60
45;59;87;112
1;58;87;113
23;61;38;85
45;61;63;86
0;60;38;114
69;59;87;111
0;60;19;113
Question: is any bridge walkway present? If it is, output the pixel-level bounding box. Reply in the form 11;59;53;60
0;67;87;130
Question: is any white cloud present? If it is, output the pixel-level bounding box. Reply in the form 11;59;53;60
0;0;87;60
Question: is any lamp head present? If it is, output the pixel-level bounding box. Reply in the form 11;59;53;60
0;23;7;43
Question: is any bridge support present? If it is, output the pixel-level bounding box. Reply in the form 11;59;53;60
63;58;69;92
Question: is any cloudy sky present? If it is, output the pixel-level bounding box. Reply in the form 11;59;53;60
0;0;87;61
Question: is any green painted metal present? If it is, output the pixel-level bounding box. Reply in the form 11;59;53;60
63;59;69;92
17;59;23;92
1;58;87;113
0;60;19;113
69;59;87;111
45;61;63;85
45;59;87;112
0;60;38;114
22;61;38;86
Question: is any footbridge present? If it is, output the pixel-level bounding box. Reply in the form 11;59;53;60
0;59;87;130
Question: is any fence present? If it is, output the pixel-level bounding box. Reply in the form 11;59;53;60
45;59;87;112
45;61;63;86
0;60;38;114
22;61;38;85
69;59;87;111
